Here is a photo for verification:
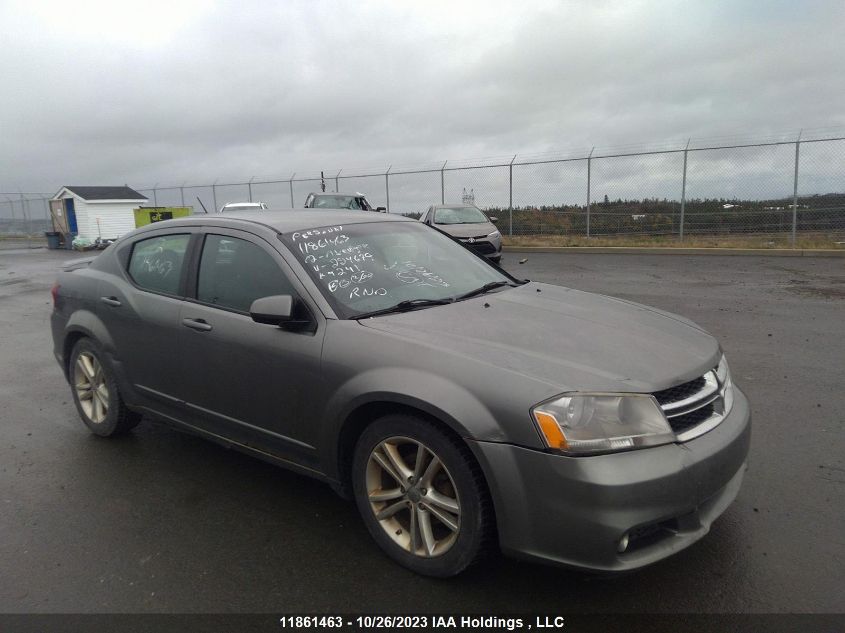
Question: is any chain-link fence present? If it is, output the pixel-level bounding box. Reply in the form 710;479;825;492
0;193;53;249
133;132;845;246
6;132;845;249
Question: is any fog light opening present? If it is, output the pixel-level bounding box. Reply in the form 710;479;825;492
617;533;630;554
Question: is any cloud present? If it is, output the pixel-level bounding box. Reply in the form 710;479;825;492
1;0;843;203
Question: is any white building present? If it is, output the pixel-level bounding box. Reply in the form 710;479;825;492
50;186;148;240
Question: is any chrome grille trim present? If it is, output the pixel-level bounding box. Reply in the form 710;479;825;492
665;392;721;419
654;368;730;442
674;409;725;442
661;372;720;415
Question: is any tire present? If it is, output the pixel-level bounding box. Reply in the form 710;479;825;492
490;256;501;264
68;338;141;437
352;414;493;577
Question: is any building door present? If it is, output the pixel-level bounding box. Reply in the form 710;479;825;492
49;200;69;233
64;198;78;233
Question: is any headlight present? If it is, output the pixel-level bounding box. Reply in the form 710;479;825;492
487;230;501;239
532;393;675;455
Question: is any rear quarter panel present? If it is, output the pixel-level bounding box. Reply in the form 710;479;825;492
51;267;111;378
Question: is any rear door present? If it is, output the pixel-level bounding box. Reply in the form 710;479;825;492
97;229;196;412
176;229;326;468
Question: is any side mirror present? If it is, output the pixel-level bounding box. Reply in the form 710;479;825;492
376;206;387;212
250;295;293;326
489;216;499;223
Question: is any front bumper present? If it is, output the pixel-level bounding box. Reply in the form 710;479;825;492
468;387;751;572
459;237;502;259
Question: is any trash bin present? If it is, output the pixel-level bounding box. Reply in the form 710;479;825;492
63;233;76;250
45;231;61;250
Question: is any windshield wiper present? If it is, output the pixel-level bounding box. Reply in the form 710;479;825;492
352;297;455;320
352;282;516;319
454;280;515;302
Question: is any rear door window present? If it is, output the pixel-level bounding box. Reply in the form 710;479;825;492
127;234;190;295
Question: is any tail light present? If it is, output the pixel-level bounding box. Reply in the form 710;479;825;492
51;282;60;308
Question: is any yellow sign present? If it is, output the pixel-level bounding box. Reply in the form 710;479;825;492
134;207;192;228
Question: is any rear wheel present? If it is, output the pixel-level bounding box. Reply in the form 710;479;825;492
69;338;141;437
352;414;492;577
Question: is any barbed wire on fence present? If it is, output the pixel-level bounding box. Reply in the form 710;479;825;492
3;130;845;246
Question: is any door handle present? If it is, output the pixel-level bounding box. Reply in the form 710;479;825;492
182;318;213;332
100;296;122;307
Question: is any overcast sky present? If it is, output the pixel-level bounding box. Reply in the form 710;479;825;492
2;0;844;203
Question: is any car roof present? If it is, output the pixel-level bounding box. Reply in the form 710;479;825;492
432;204;479;209
307;192;368;197
135;209;411;236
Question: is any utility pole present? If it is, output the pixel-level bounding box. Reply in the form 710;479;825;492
289;173;296;207
680;138;690;241
385;166;392;213
508;154;516;237
586;148;594;238
792;130;802;246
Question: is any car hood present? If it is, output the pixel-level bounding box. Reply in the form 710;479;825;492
358;282;720;393
434;222;496;238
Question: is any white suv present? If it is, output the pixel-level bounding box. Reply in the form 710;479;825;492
303;192;385;212
219;202;269;213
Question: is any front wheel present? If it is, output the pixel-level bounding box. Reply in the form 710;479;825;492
69;338;141;437
352;414;493;577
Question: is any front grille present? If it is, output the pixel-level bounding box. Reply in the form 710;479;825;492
652;371;722;439
667;402;714;434
653;376;706;406
460;239;496;254
470;242;496;255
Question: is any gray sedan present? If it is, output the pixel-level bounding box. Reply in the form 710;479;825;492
50;210;749;577
420;204;502;262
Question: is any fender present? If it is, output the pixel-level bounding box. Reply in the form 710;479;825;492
62;310;140;406
318;367;504;481
65;309;116;351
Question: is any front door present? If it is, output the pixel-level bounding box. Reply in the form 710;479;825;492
176;230;326;468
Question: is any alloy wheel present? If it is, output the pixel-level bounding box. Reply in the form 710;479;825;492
365;436;461;558
74;352;109;424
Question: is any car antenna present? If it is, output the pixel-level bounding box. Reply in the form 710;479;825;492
196;196;209;214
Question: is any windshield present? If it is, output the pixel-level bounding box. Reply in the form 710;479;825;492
311;195;368;210
281;221;511;318
434;206;489;225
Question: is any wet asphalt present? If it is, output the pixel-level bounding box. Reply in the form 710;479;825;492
0;247;843;614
